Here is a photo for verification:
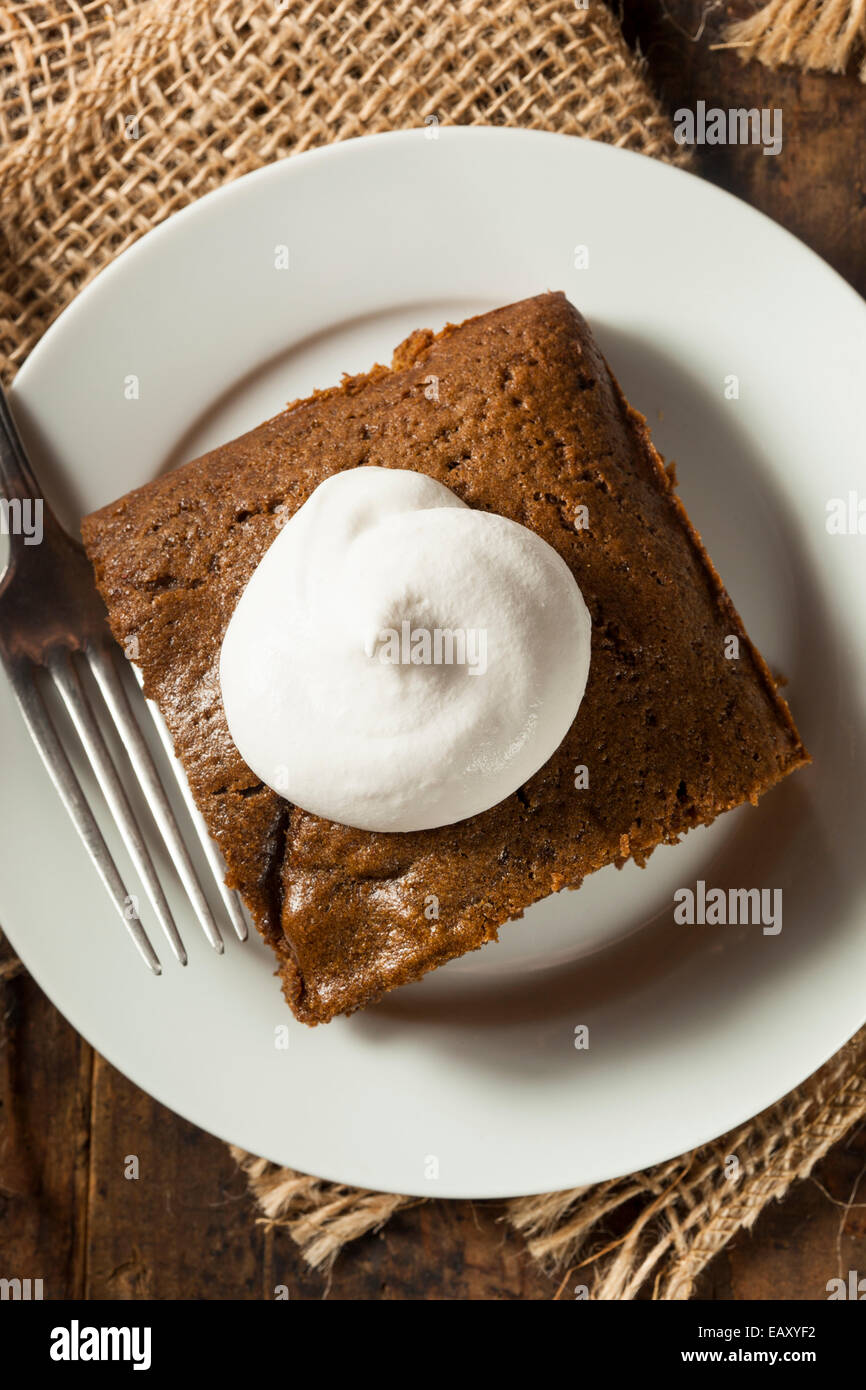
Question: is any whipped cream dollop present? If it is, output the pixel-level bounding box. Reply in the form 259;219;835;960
219;467;591;832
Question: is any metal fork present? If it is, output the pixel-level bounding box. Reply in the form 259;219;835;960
0;382;248;972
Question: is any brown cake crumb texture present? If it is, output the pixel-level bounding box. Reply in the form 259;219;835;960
82;294;809;1024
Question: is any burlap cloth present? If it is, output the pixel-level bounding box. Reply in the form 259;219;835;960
722;0;866;82
1;0;864;1298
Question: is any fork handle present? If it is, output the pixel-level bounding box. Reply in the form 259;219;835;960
0;379;44;503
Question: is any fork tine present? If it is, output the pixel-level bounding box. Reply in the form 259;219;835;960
131;667;249;943
88;644;225;954
47;650;188;966
5;660;162;974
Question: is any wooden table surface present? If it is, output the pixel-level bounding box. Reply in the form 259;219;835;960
1;2;864;1300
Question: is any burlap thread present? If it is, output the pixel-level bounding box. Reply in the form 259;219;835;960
723;0;866;83
1;0;863;1297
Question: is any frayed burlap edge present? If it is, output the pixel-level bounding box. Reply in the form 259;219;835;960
511;1026;866;1298
228;1154;421;1275
721;0;866;82
233;1024;866;1296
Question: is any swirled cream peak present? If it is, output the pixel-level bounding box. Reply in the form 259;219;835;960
219;467;591;832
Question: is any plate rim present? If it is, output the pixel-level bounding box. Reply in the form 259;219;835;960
3;124;866;1198
14;126;866;400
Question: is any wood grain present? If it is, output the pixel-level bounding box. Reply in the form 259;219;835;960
1;1;865;1300
622;0;866;297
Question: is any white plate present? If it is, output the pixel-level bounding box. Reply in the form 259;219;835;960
3;128;865;1198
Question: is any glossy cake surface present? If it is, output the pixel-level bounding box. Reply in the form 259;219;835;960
82;293;808;1022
